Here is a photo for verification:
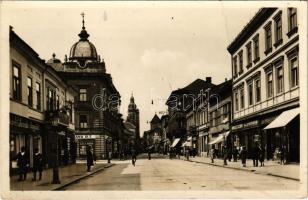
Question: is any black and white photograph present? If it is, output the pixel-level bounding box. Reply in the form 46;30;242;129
0;1;307;199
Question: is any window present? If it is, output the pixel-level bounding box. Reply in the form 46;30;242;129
290;56;298;88
253;35;260;62
274;14;282;46
47;87;56;110
223;104;228;119
264;23;272;54
233;56;238;77
246;42;252;67
277;66;284;93
255;79;261;103
210;112;214;126
234;91;239;111
12;64;21;100
240;88;244;109
266;72;273;98
79;115;88;128
36;82;41;110
27;77;33;107
248;83;253;106
238;51;243;73
288;8;297;32
79;89;87;101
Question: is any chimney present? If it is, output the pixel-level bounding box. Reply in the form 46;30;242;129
206;77;212;83
225;78;227;82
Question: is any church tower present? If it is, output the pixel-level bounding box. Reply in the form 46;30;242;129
127;94;140;140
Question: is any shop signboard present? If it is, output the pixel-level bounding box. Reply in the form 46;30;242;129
75;135;100;139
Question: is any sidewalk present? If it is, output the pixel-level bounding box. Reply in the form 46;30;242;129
10;162;113;191
182;156;299;181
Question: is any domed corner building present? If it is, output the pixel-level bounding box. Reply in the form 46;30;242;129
46;16;124;160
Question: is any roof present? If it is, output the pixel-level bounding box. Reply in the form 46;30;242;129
150;114;161;124
166;78;215;105
227;8;277;54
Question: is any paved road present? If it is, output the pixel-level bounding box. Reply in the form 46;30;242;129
63;158;299;191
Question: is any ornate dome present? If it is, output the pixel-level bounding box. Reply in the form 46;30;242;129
69;14;98;61
128;95;137;111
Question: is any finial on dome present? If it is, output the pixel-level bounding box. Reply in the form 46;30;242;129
52;53;56;58
81;12;85;29
64;54;68;62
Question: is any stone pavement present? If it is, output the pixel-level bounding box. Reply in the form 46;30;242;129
10;162;113;191
181;155;299;181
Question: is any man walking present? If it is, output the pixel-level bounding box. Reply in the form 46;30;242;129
233;147;238;162
241;146;247;167
223;145;228;165
131;148;137;166
32;148;43;181
210;148;215;163
15;146;28;181
86;146;94;172
252;143;260;167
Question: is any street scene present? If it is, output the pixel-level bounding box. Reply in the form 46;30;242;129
2;2;306;198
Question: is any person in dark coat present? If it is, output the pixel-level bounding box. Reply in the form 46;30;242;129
241;146;247;167
15;146;28;181
233;147;238;162
148;147;152;160
223;145;228;165
259;145;265;167
131;148;137;166
32;148;43;181
86;146;94;172
252;143;260;167
280;146;285;165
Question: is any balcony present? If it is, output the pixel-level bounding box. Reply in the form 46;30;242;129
45;110;70;127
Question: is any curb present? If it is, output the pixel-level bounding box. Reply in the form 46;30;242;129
184;159;299;181
52;163;115;191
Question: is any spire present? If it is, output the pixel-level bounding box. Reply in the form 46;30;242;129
78;12;89;41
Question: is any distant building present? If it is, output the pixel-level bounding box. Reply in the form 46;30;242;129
127;94;140;141
143;114;164;152
227;8;299;162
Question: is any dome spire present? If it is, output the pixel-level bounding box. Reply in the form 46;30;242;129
78;12;89;41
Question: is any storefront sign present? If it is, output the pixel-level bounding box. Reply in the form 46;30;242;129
244;120;258;128
75;135;100;139
232;124;243;130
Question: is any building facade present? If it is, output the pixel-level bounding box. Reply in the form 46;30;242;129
227;8;300;162
48;17;123;160
10;28;77;175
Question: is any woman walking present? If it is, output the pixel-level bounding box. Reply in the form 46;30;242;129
240;146;247;167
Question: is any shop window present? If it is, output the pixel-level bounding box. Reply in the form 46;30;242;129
27;77;33;107
12;64;21;101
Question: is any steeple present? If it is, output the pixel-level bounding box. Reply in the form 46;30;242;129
78;12;89;41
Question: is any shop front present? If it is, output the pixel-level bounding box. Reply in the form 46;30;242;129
10;114;43;176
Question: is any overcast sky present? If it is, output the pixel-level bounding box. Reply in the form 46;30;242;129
3;2;260;136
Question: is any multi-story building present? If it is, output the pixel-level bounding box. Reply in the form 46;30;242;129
143;114;163;152
47;16;123;160
9;28;77;174
227;8;300;162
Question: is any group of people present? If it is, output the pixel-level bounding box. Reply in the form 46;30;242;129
13;146;44;181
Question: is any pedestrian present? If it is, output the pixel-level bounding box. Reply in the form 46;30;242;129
186;149;189;161
280;146;285;165
15;146;28;181
259;145;265;167
210;148;215;163
233;147;238;162
240;146;247;167
32;148;43;181
223;145;228;165
86;146;94;172
131;148;137;166
252;142;260;167
148;147;151;160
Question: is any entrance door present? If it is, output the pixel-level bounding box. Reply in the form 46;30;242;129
288;116;300;162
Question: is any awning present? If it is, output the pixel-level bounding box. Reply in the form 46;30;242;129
208;134;224;145
171;138;180;147
181;142;187;147
264;108;300;130
187;136;192;141
208;131;229;145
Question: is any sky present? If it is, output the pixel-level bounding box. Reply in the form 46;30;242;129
2;2;260;137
